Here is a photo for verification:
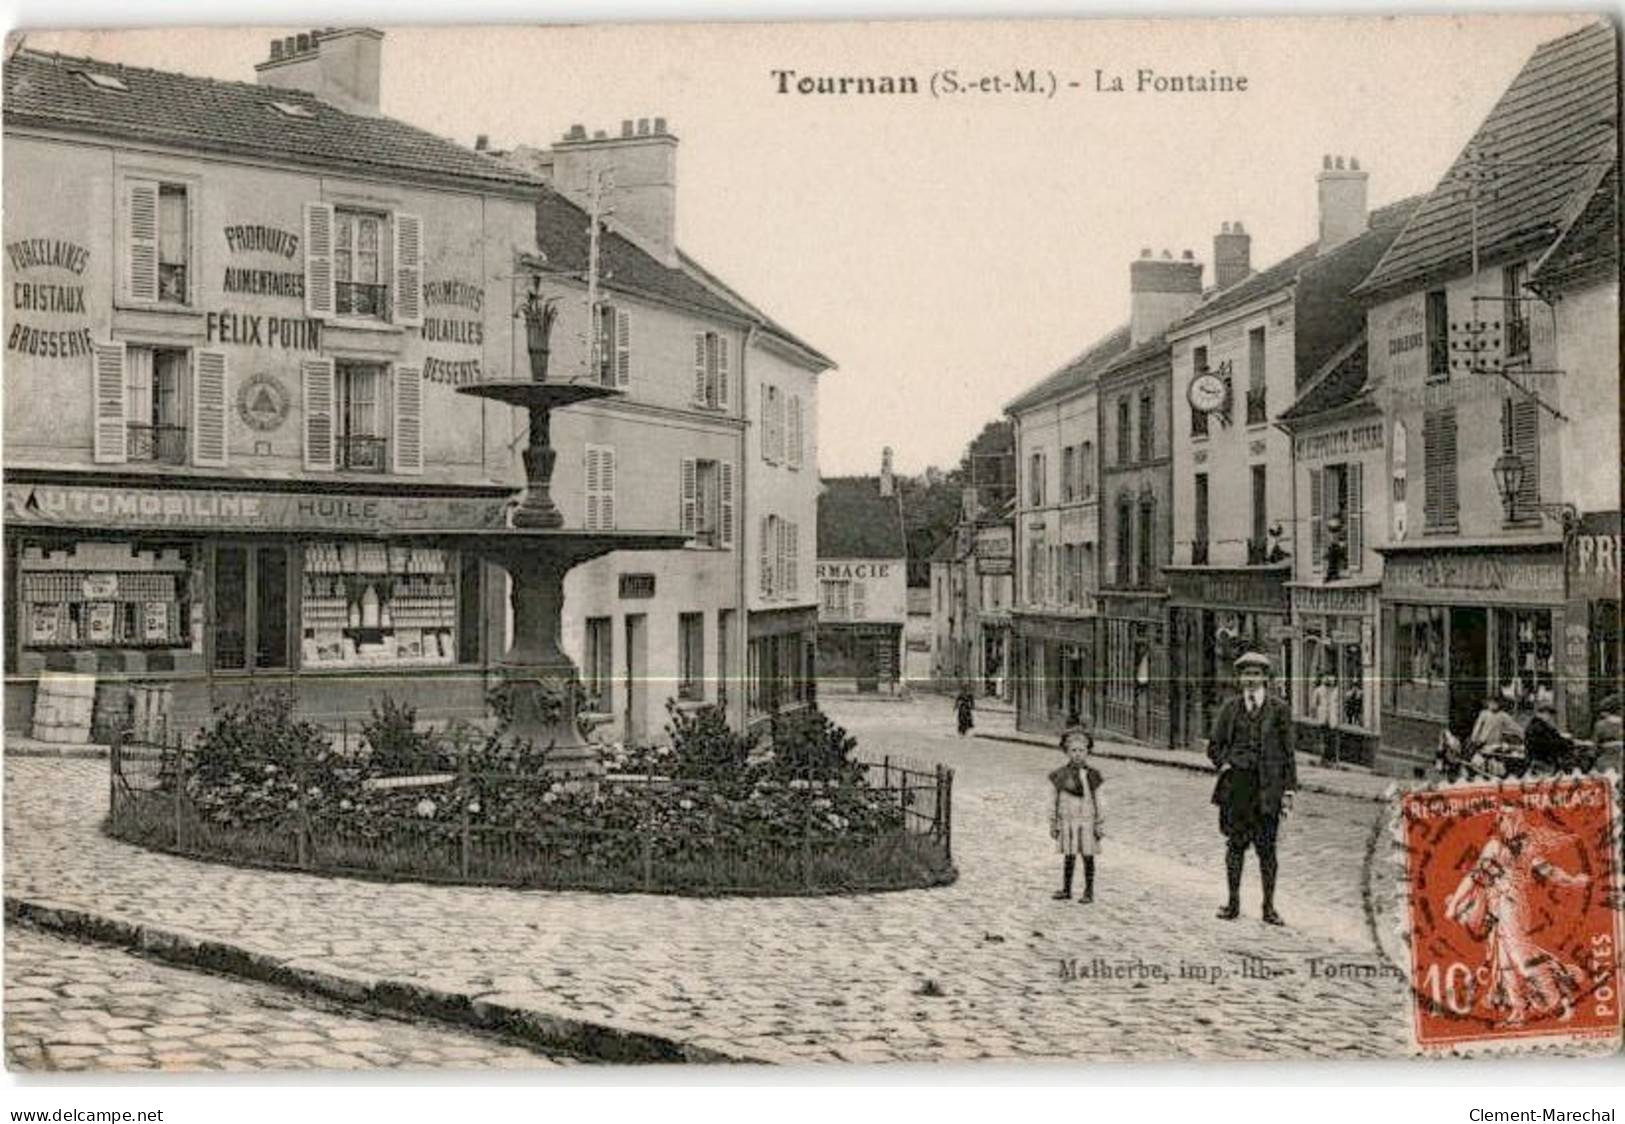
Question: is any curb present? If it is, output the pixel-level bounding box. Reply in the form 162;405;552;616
4;896;771;1067
971;730;1388;803
5;743;111;760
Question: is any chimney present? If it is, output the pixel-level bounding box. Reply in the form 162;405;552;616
256;27;383;116
879;447;895;498
1130;248;1203;344
1213;221;1252;289
550;118;679;266
1317;154;1369;254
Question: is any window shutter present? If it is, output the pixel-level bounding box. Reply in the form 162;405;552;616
1347;462;1363;569
775;390;787;463
585;446;602;531
1310;467;1324;571
693;334;709;405
614;309;631;387
786;521;799;596
759;516;772;595
1423;411;1442;529
719;461;736;547
392;364;424;475
192;350;229;467
775;519;788;596
393;212;424;328
788;396;803;468
304;203;336;319
1512;397;1538;514
761;388;774;463
1440;409;1458;526
680;457;698;535
91;342;128;464
716;336;731;409
853;578;867;619
125;180;160;303
599;446;616;529
302;357;336;471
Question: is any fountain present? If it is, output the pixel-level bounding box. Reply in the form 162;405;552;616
431;283;687;774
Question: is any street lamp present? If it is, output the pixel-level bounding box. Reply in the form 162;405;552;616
1491;447;1578;532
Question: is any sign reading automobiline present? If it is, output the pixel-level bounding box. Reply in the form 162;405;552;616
770;67;1249;97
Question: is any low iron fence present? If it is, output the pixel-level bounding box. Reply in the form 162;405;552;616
107;732;954;896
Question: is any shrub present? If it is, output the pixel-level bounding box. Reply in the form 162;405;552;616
361;695;442;775
664;701;756;786
767;707;860;782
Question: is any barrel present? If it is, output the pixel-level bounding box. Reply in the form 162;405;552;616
31;672;95;744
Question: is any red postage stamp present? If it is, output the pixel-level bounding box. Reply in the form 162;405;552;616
1399;774;1623;1051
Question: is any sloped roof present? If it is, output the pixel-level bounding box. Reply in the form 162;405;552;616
1097;331;1174;384
817;476;906;559
4;49;543;192
1277;337;1370;423
1355;21;1618;299
1530;155;1618;294
1003;324;1133;414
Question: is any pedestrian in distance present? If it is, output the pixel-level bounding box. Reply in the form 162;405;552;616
1049;725;1104;904
1207;650;1296;926
955;683;976;737
1311;670;1338;768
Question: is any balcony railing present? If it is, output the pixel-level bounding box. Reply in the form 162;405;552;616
1245;388;1267;426
336;281;389;319
338;434;388;472
1506;316;1531;362
126;423;188;465
1190;539;1209;566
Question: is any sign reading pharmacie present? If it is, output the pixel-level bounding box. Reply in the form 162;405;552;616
6;482;509;534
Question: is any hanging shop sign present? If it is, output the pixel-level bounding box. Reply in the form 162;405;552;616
5;483;509;533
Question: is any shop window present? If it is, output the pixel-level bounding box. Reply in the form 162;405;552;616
681;458;734;548
598;304;631;388
299;543;460;668
692;331;731;409
336;362;388;472
584;616;613;712
125;346;190;464
1387;603;1446;714
1300;616;1369;731
1494;608;1554;718
334;208;388;319
20;541;197;654
678;612;705;701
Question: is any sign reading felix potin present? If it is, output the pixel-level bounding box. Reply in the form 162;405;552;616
6;483;509;533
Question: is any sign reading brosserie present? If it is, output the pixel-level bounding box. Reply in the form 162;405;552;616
6;483;508;532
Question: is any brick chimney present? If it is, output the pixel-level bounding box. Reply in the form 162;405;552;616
1317;155;1369;254
879;446;895;498
1213;221;1252;289
549;118;679;267
256;27;382;116
1130;248;1203;345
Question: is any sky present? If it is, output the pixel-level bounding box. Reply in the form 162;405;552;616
12;8;1596;476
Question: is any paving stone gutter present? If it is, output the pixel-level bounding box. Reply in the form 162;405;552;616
4;897;771;1066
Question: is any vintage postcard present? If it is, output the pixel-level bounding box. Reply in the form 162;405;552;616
2;13;1620;1077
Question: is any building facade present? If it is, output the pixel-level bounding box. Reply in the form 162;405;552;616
816;453;908;694
502;122;830;743
1354;22;1618;774
3;33;544;737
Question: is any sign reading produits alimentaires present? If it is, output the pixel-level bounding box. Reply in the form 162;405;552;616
5;482;509;532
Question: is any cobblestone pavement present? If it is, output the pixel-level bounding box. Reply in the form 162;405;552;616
4;924;580;1072
5;697;1434;1067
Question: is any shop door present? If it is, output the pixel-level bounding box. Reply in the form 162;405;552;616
212;544;290;673
1449;607;1488;740
855;633;880;692
624;614;647;745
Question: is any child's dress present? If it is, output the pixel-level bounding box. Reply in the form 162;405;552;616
1049;764;1104;856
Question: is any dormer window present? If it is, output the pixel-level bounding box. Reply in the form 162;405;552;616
270;101;316;119
74;69;129;92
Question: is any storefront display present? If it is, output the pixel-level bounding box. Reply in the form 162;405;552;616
301;542;459;668
17;540;197;652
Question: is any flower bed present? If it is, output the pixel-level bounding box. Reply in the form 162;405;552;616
106;691;956;896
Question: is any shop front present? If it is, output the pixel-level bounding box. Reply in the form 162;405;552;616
4;476;512;740
1377;539;1568;775
1097;592;1167;746
1011;610;1095;737
749;605;818;722
1167;566;1290;750
979;610;1012;701
1566;513;1621;736
1287;582;1380;768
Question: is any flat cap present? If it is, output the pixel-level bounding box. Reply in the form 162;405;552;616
1233;651;1273;672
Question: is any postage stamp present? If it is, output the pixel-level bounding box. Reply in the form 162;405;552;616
1397;774;1623;1052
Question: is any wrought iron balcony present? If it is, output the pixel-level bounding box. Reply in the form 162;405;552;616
126;423;188;465
336;281;389;319
338;434;388;472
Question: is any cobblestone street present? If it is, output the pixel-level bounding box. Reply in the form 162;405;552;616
5;924;582;1072
3;694;1440;1068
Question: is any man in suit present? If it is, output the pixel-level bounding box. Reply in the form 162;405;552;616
1207;650;1297;926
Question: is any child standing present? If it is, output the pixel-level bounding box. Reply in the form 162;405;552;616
1048;726;1105;903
